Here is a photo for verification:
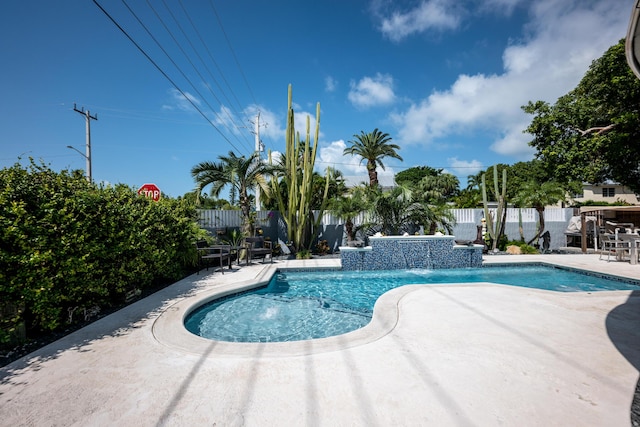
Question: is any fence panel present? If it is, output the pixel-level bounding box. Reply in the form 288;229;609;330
451;209;475;223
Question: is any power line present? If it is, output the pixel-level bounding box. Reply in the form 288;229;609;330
176;0;251;126
93;0;245;154
208;0;257;105
142;0;253;153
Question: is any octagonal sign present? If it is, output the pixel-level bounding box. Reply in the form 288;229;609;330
137;183;161;201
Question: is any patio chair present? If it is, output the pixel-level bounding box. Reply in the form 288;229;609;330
244;236;273;263
195;241;231;274
599;233;629;262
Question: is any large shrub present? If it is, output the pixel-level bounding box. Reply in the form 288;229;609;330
0;161;200;345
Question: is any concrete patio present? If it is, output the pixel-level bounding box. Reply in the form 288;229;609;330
1;254;639;426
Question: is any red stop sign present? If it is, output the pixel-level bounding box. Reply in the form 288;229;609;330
137;183;161;201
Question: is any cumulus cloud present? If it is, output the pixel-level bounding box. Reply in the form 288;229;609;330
243;105;284;143
390;0;628;158
318;139;397;183
325;76;337;92
348;73;395;109
379;0;462;42
162;89;201;112
447;157;483;177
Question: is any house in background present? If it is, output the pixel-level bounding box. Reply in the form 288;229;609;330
572;182;639;205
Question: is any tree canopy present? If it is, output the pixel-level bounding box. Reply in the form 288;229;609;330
523;39;640;193
343;128;402;187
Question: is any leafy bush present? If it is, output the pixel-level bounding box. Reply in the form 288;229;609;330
0;161;201;346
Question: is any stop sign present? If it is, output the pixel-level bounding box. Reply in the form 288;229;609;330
137;183;161;201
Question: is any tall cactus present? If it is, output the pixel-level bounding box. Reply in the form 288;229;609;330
481;166;507;251
269;85;330;252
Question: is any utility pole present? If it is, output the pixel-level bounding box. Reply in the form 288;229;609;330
72;104;98;182
251;112;266;211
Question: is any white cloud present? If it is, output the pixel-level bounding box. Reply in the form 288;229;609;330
348;73;395;109
325;76;337;92
448;157;483;176
379;0;462;42
243;105;284;143
318;139;397;182
212;105;241;135
162;89;201;112
390;0;628;158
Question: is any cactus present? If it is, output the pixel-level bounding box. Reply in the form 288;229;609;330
481;166;507;251
269;85;330;252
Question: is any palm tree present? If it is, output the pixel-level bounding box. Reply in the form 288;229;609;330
343;128;403;187
329;187;370;243
191;151;270;236
512;180;567;245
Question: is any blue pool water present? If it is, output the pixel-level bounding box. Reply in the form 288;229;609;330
184;265;640;343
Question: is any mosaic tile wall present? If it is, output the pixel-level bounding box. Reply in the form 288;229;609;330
341;237;483;270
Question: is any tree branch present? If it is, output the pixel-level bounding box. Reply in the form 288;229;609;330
574;123;617;136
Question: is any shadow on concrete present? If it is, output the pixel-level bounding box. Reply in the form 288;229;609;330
605;290;640;426
0;271;224;389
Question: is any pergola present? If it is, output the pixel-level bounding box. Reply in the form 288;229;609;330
578;206;640;252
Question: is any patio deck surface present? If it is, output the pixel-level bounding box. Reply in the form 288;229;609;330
1;254;639;426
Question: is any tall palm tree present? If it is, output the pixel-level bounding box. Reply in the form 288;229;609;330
512;180;567;245
191;151;270;236
343;128;403;187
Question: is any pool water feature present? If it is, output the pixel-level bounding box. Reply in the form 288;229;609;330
184;265;640;343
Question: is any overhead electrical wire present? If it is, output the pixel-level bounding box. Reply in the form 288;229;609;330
93;0;249;155
176;0;250;124
207;0;257;106
141;0;252;153
161;0;251;143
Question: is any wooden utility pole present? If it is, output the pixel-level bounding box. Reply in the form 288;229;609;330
73;104;98;182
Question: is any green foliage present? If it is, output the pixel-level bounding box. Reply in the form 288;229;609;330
368;185;455;236
191;151;270;236
511;180;567;245
395;166;441;186
295;249;312;259
481;166;508;251
329;186;370;242
268;85;330;252
343;128;402;187
523;39;640;193
0;161;200;346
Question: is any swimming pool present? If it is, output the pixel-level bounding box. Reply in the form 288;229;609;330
184;264;640;343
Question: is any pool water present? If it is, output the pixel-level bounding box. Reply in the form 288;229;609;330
184;265;640;343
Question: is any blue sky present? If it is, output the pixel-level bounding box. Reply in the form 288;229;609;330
0;0;632;197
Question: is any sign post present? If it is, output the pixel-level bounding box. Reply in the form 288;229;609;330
137;183;161;201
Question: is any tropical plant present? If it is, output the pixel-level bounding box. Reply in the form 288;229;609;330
191;151;270;236
523;39;640;193
329;187;370;243
369;186;426;235
481;166;508;252
343;128;403;187
268;85;330;252
512;180;567;245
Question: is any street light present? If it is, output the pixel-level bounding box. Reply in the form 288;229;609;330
66;145;91;182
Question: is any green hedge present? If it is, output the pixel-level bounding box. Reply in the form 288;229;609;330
0;161;201;346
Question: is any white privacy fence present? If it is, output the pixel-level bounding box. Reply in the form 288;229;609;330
198;208;572;228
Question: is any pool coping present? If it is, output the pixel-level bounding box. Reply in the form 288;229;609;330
151;256;640;358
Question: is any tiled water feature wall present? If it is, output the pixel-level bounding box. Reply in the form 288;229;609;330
340;236;483;270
